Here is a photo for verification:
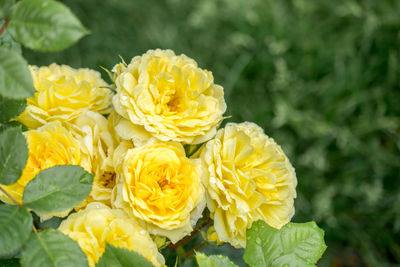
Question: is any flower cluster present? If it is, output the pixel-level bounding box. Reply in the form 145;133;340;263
0;49;297;266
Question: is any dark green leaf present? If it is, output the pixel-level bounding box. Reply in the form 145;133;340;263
0;127;28;185
22;165;93;213
20;228;88;267
0;95;26;123
195;252;238;267
0;121;27;133
0;204;32;257
96;243;153;267
0;0;14;19
243;221;327;267
7;0;89;52
0;27;21;53
0;258;20;267
0;47;34;99
38;216;63;229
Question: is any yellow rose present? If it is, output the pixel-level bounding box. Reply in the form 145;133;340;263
58;202;165;267
199;122;297;248
17;64;113;129
0;121;90;206
112;49;226;145
112;140;206;243
67;111;116;208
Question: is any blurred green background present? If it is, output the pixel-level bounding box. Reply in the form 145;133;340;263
24;0;400;266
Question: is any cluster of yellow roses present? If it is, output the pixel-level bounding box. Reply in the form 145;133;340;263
0;49;297;266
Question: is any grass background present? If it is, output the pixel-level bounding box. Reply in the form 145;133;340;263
24;0;400;266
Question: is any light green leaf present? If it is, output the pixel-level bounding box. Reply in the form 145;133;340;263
0;204;32;257
7;0;88;52
0;27;21;53
22;165;93;213
0;47;34;99
0;0;15;19
20;228;88;267
243;221;327;267
280;222;327;264
195;252;239;267
0;95;26;123
0;126;28;185
96;244;153;267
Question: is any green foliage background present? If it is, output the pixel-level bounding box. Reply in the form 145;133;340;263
24;0;400;265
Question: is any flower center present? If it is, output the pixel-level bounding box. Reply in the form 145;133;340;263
100;172;116;189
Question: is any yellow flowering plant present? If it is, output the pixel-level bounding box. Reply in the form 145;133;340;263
0;4;327;263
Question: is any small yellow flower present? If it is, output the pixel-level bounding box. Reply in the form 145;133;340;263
58;202;165;267
0;121;90;206
112;140;205;243
112;49;226;145
68;111;116;209
206;226;224;246
199;122;297;248
18;64;112;129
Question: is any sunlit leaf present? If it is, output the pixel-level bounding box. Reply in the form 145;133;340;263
8;0;89;52
23;165;93;213
243;221;327;267
195;252;238;267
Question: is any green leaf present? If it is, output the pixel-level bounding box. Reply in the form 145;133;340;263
195;252;238;267
0;47;34;99
243;221;327;267
184;143;203;158
38;216;63;229
0;27;22;53
96;244;153;267
0;258;20;267
0;204;32;257
0;95;26;123
23;165;93;213
7;0;89;52
0;0;15;19
0;121;27;133
20;228;88;267
0;126;28;185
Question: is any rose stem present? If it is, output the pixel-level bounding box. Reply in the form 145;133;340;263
0;19;9;36
182;241;208;259
168;217;212;250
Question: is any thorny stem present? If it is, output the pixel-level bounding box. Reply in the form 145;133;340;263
0;19;9;36
167;216;212;250
0;185;21;206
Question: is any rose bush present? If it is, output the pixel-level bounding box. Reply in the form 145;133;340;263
0;11;327;263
